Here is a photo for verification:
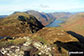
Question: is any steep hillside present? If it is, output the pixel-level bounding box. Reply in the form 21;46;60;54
0;12;44;37
25;10;56;25
62;13;84;36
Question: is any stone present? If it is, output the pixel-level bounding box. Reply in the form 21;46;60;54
10;46;15;48
32;41;52;56
0;36;54;56
21;46;33;51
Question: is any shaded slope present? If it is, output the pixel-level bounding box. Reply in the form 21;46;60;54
54;41;84;56
67;31;84;43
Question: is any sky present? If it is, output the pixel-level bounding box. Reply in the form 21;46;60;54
0;0;84;15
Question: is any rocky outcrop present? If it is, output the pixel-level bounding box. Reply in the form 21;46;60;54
0;27;82;56
17;15;44;33
0;36;57;56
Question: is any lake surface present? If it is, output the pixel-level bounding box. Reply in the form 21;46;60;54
46;19;64;27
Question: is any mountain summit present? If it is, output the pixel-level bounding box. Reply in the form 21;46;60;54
0;12;44;37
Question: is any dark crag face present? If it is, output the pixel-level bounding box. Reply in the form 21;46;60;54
18;16;28;22
17;15;44;33
18;15;36;24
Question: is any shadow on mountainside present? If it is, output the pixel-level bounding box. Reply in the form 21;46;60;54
67;31;84;43
18;16;44;33
54;31;84;56
54;41;84;56
54;41;84;52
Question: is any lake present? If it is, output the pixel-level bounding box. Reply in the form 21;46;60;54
46;19;64;27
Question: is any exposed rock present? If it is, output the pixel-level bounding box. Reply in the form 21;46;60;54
17;14;44;33
21;46;33;51
33;42;52;56
0;36;54;56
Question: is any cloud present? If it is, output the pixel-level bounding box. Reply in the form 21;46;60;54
0;0;84;15
40;4;49;8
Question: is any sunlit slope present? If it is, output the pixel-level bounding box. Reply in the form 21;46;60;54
62;13;84;36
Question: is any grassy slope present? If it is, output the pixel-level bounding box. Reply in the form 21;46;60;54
61;13;84;36
0;12;32;26
0;12;39;37
32;27;78;44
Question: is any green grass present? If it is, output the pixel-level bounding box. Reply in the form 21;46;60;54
32;36;49;45
0;38;26;48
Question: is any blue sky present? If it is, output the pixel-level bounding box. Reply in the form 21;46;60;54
0;0;84;15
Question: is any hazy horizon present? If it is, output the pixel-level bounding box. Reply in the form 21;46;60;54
0;0;84;15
